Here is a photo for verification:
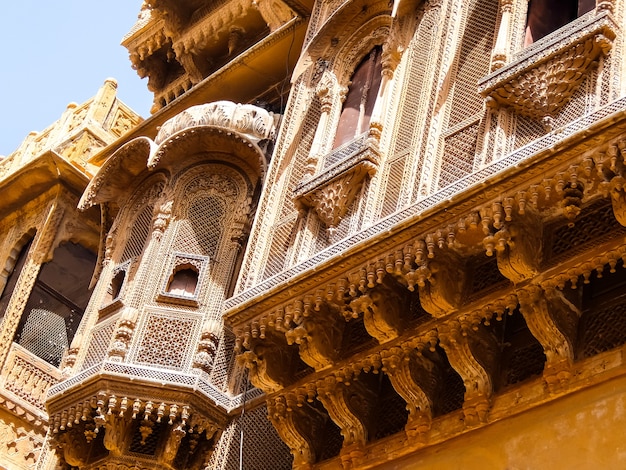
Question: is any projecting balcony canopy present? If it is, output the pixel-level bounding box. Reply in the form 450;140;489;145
478;10;618;129
78;101;277;210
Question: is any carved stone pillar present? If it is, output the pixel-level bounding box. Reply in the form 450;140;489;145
517;285;580;391
438;320;498;426
304;71;338;178
491;0;514;70
107;307;138;362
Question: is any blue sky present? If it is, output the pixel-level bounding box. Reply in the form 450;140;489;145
0;1;154;155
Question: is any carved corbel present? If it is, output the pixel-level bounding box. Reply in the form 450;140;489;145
350;280;410;343
53;430;89;467
267;395;328;469
254;0;295;31
517;285;580;390
238;332;301;393
316;376;376;448
161;423;187;466
285;303;344;370
494;213;543;283
103;413;133;456
418;254;465;318
610;175;626;226
438;320;498;426
381;347;437;438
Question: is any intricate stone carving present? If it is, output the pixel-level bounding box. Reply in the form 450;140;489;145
381;347;436;438
438;320;498;426
267;395;328;468
518;285;580;390
479;12;617;129
154;101;277;146
285;303;344;370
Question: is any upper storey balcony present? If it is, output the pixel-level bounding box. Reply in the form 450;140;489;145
123;0;307;113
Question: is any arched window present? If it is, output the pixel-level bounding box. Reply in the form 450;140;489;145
166;264;199;297
524;0;595;46
103;268;126;305
333;46;383;148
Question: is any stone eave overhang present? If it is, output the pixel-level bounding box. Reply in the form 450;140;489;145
88;17;307;169
46;367;229;426
0;150;90;218
225;97;626;325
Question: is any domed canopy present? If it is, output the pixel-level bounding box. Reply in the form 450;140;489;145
79;101;277;210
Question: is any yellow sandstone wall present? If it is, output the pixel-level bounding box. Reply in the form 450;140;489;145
388;376;626;469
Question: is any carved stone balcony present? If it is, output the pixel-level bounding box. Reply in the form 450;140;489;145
294;133;381;232
478;11;618;129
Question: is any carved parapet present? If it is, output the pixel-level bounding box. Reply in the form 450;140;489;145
517;285;580;390
478;12;617;128
294;133;380;233
438;320;498;426
380;347;436;438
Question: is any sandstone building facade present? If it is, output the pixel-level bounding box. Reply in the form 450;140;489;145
1;0;626;468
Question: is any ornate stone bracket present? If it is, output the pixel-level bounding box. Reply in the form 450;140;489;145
380;347;436;438
418;255;465;318
239;333;302;393
517;285;580;390
294;135;380;233
478;12;617;130
316;377;375;448
493;215;543;283
267;395;327;469
349;280;409;343
285;304;344;370
438;320;498;426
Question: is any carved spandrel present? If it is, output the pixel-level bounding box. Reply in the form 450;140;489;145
438;320;498;426
518;285;580;389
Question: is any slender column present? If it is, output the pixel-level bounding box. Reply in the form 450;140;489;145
491;0;515;70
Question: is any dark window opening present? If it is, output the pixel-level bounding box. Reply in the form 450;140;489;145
13;242;97;367
333;46;383;148
104;270;126;305
578;260;626;359
524;0;595;46
166;264;199;298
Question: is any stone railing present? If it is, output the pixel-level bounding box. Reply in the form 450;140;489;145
0;342;62;412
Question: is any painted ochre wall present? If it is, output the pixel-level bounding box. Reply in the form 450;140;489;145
379;375;626;469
